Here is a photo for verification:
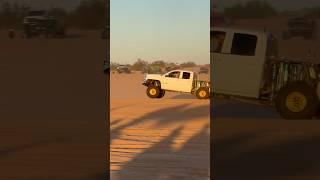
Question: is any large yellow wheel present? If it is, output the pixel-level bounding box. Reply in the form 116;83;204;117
196;87;209;99
149;89;157;96
275;82;318;119
146;86;160;98
285;92;307;113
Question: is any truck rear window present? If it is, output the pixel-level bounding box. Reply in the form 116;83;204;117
182;72;191;79
231;33;257;56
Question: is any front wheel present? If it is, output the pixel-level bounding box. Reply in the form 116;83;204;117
195;87;210;99
275;82;319;119
146;86;160;98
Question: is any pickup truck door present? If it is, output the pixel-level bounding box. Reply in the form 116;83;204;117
161;71;181;91
175;71;193;93
212;31;266;98
162;71;193;93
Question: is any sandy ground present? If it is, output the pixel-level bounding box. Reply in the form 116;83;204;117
0;30;107;179
110;72;210;179
212;18;320;180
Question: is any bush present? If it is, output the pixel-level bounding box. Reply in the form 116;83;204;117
110;62;120;70
67;0;105;29
151;60;166;68
180;61;197;68
224;0;277;19
0;2;29;29
131;59;149;71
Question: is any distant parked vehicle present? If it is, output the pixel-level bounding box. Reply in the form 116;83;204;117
116;65;131;74
23;10;66;38
198;66;209;74
282;17;317;40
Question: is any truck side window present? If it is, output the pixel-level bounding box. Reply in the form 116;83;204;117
168;71;180;78
182;72;191;79
211;31;226;53
231;33;257;56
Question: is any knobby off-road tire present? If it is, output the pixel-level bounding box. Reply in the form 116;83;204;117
146;86;160;98
275;82;319;119
196;87;210;99
157;90;165;98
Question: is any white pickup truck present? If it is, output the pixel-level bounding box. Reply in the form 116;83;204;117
142;70;210;99
212;26;320;119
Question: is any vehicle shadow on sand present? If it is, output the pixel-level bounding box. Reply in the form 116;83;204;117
111;104;210;179
111;103;209;141
213;132;320;180
170;94;197;99
113;125;210;179
212;99;280;119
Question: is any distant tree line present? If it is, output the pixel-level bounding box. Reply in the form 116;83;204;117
223;0;278;19
111;59;198;71
280;7;320;18
0;0;107;29
220;0;320;19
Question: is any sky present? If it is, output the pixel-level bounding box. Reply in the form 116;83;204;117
110;0;210;64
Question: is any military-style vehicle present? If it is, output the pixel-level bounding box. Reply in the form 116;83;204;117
23;10;66;38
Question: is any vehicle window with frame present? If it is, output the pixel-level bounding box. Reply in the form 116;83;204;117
231;33;257;56
211;31;226;53
168;71;180;78
182;72;191;79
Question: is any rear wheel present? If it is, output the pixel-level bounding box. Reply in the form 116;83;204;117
196;87;210;99
146;86;160;98
275;82;319;119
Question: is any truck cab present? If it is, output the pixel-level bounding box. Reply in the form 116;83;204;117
143;70;210;99
211;27;278;98
211;27;320;119
161;70;195;92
